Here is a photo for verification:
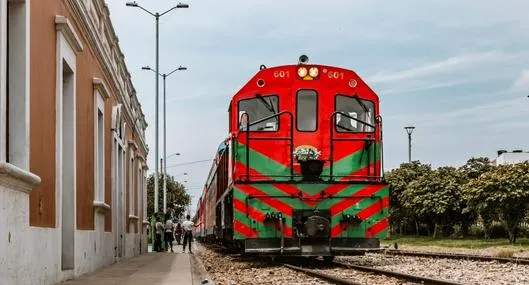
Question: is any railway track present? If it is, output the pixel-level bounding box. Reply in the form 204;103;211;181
199;243;529;284
283;264;362;285
385;249;529;265
283;260;463;285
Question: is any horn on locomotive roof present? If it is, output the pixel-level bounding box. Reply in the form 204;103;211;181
298;54;309;65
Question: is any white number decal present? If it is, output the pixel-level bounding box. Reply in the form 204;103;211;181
274;70;290;78
328;71;344;79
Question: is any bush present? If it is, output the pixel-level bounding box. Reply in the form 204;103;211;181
517;225;529;237
468;224;484;238
489;223;508;239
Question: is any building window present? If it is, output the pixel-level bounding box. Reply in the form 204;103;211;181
56;14;80;270
142;167;147;223
1;0;30;168
138;166;141;217
129;156;134;215
95;108;104;201
0;0;6;161
94;87;105;202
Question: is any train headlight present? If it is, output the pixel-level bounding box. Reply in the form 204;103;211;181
297;67;308;78
309;67;319;78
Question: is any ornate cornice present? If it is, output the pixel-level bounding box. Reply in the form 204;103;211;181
65;0;148;155
55;15;84;52
93;78;110;100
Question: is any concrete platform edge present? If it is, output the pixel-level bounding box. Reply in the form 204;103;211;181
191;244;215;285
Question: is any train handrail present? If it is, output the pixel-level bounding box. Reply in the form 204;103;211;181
239;111;294;182
329;111;383;181
376;115;384;180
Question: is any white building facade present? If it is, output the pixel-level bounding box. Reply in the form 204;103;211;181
493;150;529;166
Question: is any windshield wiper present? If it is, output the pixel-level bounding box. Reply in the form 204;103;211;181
256;94;276;114
353;94;369;113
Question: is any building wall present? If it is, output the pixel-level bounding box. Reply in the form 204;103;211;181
0;0;150;284
495;152;529;165
29;0;63;228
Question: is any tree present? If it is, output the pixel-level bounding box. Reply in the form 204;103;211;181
402;167;464;239
147;174;191;221
459;157;494;180
463;163;529;244
385;161;432;235
457;157;494;237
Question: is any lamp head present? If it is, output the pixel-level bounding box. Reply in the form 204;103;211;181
126;1;138;7
404;126;415;135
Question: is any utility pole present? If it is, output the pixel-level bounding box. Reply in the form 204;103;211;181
142;67;187;214
126;1;189;213
404;126;415;163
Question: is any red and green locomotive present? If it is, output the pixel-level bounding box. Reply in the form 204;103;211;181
195;55;388;260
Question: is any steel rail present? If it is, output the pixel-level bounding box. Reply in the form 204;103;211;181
283;264;363;285
336;262;463;285
385;249;529;265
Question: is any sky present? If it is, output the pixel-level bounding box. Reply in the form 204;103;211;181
106;0;529;212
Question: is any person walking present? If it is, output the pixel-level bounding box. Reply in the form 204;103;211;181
174;223;183;245
164;215;174;253
182;214;195;253
154;216;164;252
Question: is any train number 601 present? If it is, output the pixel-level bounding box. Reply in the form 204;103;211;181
274;70;290;78
328;71;344;79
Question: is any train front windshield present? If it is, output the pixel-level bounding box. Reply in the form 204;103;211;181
335;95;375;133
238;95;279;131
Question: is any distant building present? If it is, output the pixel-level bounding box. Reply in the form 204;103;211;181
492;150;529;165
0;1;149;284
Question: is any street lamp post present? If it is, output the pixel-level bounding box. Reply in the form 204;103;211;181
404;126;415;163
127;1;188;214
142;67;187;213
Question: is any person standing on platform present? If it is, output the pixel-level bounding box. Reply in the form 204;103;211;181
154;216;164;252
164;215;174;253
182;214;195;253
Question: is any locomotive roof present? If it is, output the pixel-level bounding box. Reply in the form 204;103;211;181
228;60;379;107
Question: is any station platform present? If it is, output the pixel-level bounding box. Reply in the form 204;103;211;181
59;244;211;285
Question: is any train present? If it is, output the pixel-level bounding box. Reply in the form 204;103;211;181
194;55;389;261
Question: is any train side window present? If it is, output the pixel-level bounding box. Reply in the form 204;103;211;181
296;90;318;131
335;95;375;133
238;95;279;131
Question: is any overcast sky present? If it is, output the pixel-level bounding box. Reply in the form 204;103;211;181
106;0;529;212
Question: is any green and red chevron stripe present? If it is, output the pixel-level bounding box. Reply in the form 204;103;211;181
232;183;389;240
235;142;380;181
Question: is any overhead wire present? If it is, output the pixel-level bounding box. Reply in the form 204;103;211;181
166;159;213;168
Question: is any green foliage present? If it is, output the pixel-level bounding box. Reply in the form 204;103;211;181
147;174;191;221
459;157;494;180
385;161;431;234
463;163;529;243
386;157;529;244
402;166;463;238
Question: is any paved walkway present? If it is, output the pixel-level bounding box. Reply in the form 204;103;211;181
59;246;209;285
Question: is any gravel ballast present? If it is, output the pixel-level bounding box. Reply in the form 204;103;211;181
196;244;529;284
